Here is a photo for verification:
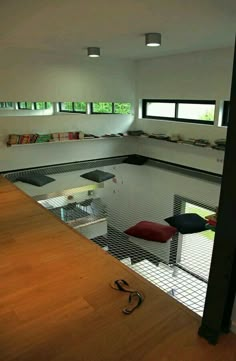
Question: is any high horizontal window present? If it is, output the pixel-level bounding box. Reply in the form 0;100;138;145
114;102;131;114
142;99;215;125
0;102;14;109
0;101;132;116
92;102;131;114
18;102;52;110
59;102;87;113
92;102;113;114
35;102;52;110
18;102;33;110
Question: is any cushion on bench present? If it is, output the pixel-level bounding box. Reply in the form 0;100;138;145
123;154;147;165
165;213;207;234
124;221;177;243
16;174;55;187
80;169;115;183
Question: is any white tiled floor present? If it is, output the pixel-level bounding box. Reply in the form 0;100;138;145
179;233;214;281
130;259;207;316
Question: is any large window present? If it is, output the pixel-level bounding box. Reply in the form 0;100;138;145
142;99;215;125
91;102;131;114
59;102;87;113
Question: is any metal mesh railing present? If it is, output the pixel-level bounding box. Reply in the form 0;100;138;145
6;157;221;317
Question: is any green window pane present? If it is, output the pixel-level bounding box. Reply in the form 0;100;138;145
178;103;215;122
74;102;86;113
92;102;112;113
26;102;33;109
19;102;33;110
60;102;73;111
114;103;131;114
0;102;14;109
18;102;25;109
35;102;45;110
146;102;176;118
35;102;52;110
46;102;52;109
6;102;14;108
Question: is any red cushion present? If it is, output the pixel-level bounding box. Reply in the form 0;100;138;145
125;221;177;243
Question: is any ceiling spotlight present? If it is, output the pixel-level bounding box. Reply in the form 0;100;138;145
145;33;161;47
87;47;100;57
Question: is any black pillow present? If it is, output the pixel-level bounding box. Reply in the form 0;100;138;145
16;174;55;187
165;213;207;234
123;154;147;165
80;169;115;183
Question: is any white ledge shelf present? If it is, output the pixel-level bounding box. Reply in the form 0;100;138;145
135;136;225;152
6;134;225;153
7;136;129;147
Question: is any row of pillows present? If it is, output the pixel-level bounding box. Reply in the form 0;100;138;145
14;169;116;186
13;156;147;187
125;213;207;243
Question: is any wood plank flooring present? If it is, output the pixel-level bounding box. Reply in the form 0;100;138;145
0;176;235;361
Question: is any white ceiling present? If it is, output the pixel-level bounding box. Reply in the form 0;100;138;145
0;0;235;59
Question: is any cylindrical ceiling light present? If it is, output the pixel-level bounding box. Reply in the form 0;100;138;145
145;33;161;47
87;47;101;57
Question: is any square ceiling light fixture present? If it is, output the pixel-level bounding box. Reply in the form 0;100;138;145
87;47;100;57
145;33;161;47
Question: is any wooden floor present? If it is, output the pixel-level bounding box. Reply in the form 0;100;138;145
0;176;235;361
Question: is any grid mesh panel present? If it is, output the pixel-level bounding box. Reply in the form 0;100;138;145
6;158;221;317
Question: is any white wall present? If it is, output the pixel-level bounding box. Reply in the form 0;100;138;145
134;137;224;174
134;47;234;173
0;49;136;171
136;47;233;140
1;138;136;172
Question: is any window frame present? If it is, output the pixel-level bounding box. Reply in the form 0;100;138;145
58;102;87;114
142;99;216;125
0;102;14;110
113;102;132;115
18;102;34;110
17;102;52;111
91;102;114;115
34;102;52;110
91;102;132;115
171;194;216;280
221;101;230;127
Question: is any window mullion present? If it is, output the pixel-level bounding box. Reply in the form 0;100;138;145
175;102;179;120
